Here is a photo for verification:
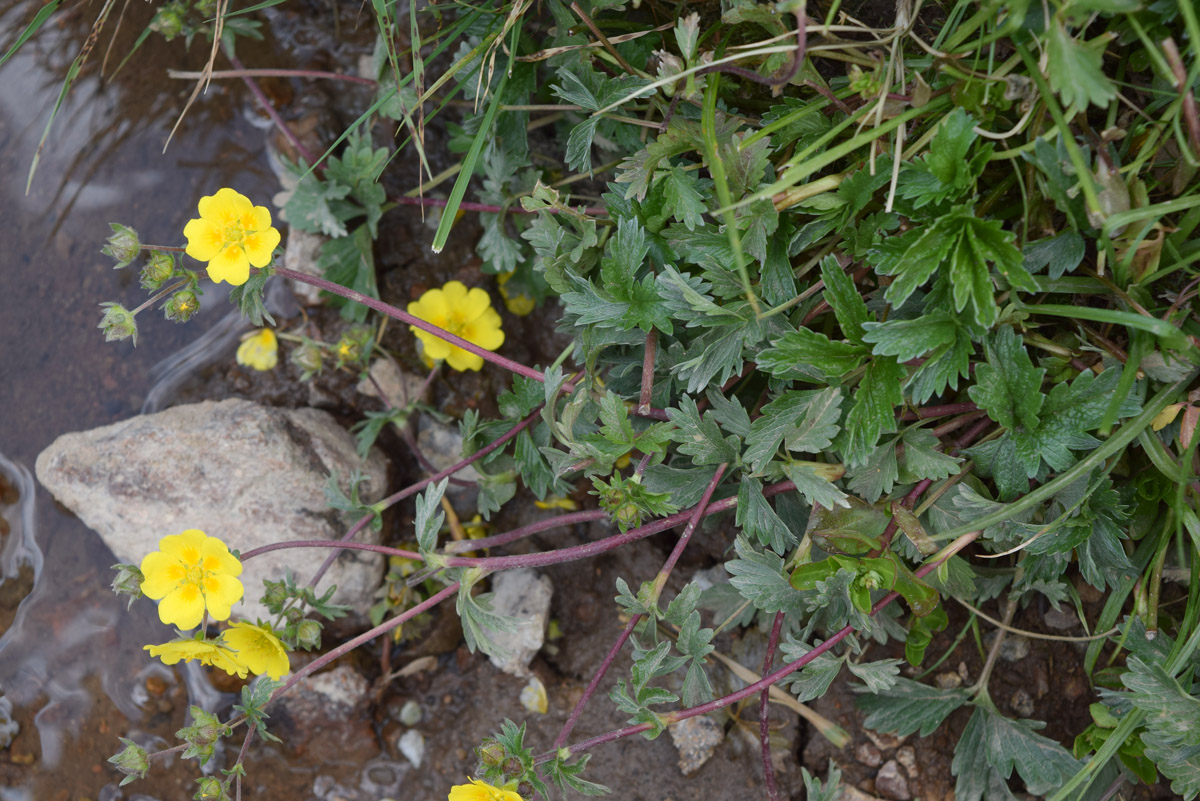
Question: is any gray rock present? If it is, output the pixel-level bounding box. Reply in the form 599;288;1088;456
398;699;422;727
934;671;963;690
357;360;427;409
416;417;480;501
283;228;327;305
838;787;888;801
486;569;553;677
1044;606;1080;630
875;760;911;801
276;666;378;763
669;715;723;775
35;399;388;622
985;631;1031;662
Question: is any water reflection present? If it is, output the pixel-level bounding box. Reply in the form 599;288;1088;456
0;0;274;789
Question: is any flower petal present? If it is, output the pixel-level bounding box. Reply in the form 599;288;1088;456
200;188;252;223
446;346;484;372
199;534;243;577
242;227;280;267
139;551;183;599
415;329;452;360
441;281;469;307
183;218;224;262
158;584;205;629
461;288;492;322
206;246;251;286
201;573;244;621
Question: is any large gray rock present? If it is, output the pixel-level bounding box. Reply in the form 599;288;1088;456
35;399;388;622
486;568;552;677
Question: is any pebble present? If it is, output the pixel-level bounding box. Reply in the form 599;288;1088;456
984;631;1030;662
1011;688;1035;717
1044;607;1080;630
855;742;883;768
875;760;911;801
669;716;724;775
934;672;962;690
864;729;908;750
840;786;888;801
895;746;918;779
0;696;19;749
397;730;425;768
398;700;422;727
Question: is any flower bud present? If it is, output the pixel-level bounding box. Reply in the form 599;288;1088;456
334;327;371;368
150;1;187;40
517;781;534;798
140;251;177;290
102;223;141;269
98;302;138;346
164;290;200;323
110;563;145;610
290;340;324;380
478;740;505;767
108;738;149;786
503;757;523;777
295;619;322;650
194;777;231;801
261;580;289;613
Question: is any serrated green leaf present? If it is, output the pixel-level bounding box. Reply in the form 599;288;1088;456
820;256;870;344
725;536;807;617
737;476;797;554
414;478;449;552
781;638;845;702
758;328;868;381
668;395;740;465
1047;23;1117;110
782;462;850;509
969;327;1046;431
857;677;971;736
840;357;904;468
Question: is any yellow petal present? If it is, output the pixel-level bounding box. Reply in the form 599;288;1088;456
410;289;450;327
206;246;251;286
183;218;224;261
201;188;253;223
158;585;205;630
202;573;244;621
237;329;279;370
415;328;453;360
139;552;182;599
242;227;280;267
446;346;484;372
199;534;242;577
461;287;492;321
441;281;469;307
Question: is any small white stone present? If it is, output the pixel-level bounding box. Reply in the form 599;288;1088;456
397;729;426;768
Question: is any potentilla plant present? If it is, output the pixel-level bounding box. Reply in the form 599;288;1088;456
58;0;1200;798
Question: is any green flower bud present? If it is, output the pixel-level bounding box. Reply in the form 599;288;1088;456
194;777;231;801
295;619;322;650
108;737;149;786
193;0;217;17
98;302;138;346
150;1;187;40
164;290;200;323
290;340;324;380
102;223;141;269
110;563;145;610
334;326;372;369
140;251;177;290
478;740;505;767
261;579;289;613
517;781;535;798
503;757;523;777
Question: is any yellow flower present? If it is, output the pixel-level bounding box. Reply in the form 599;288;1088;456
534;496;578;511
236;329;278;371
145;637;249;678
448;778;523;801
183;188;281;286
222;621;290;680
497;271;535;316
407;281;505;372
140;529;244;630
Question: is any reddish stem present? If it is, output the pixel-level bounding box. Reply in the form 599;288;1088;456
239;539;422;562
447;479;790;571
227;54;319;168
307;405;545;588
638;329;658;414
539;532;980;761
443;509;608;554
760;611;785;801
273;266;545;381
553;464;728;748
901;401;980;421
